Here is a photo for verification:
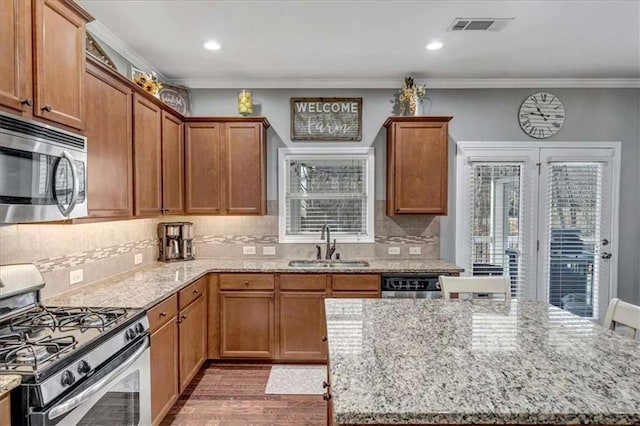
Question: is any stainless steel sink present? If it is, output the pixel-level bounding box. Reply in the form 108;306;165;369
288;260;370;268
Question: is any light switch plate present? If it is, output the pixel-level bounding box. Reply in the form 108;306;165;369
409;246;422;255
243;246;257;255
262;246;276;256
388;246;401;255
69;269;83;285
134;253;143;265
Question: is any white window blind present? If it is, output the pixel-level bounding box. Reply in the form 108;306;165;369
467;163;528;298
279;148;374;243
544;162;602;318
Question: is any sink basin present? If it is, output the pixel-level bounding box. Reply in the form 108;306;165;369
288;260;370;268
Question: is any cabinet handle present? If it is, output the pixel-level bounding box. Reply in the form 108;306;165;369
193;289;199;294
322;392;332;401
21;98;33;106
41;104;53;112
322;336;327;342
159;312;167;318
181;315;187;320
322;381;330;389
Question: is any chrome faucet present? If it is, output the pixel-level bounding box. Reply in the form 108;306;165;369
320;224;336;260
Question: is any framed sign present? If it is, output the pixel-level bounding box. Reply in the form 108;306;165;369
158;84;192;116
291;97;362;141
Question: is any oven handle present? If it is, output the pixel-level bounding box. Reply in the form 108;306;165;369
48;336;148;421
56;150;79;217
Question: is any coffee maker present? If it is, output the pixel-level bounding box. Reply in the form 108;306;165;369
158;222;194;262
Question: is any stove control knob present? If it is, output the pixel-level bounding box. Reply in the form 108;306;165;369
61;370;75;387
77;360;91;374
135;323;145;334
126;328;136;341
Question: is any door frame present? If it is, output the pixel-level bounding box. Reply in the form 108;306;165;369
455;141;622;304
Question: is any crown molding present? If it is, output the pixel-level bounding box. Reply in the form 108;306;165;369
168;77;640;89
86;21;167;81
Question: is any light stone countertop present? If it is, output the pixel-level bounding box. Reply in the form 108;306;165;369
43;258;463;309
0;375;21;396
325;298;640;425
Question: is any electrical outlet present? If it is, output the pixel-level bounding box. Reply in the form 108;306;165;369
409;246;422;255
134;253;143;265
388;246;401;255
69;269;83;285
243;245;256;255
262;246;276;256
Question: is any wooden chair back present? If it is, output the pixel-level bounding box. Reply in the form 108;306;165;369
603;298;640;340
439;276;511;301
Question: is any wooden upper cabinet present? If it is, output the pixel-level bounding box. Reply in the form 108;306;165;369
0;0;32;113
221;121;267;215
185;122;222;214
85;63;133;218
384;116;453;215
33;0;92;130
134;94;163;216
161;111;184;214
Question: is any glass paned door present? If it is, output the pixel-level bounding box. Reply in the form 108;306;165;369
538;149;614;320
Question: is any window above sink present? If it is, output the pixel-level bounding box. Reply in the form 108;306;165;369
278;147;374;243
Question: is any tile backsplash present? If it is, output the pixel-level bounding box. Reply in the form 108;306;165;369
0;201;440;298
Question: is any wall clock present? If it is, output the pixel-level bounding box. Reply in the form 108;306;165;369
518;92;565;139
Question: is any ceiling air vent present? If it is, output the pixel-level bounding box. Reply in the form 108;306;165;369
449;18;513;32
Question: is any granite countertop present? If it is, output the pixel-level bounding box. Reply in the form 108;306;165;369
325;299;640;425
0;375;21;396
43;258;463;309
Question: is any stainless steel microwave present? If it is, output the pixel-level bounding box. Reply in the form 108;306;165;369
0;111;88;223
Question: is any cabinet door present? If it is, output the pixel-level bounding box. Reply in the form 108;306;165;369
33;0;86;129
279;291;327;360
184;122;221;214
161;111;184;214
133;94;163;216
179;295;206;393
221;122;266;215
85;66;133;218
150;316;179;426
219;291;275;358
388;121;448;215
0;0;31;113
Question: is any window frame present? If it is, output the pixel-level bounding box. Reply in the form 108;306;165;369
278;147;375;243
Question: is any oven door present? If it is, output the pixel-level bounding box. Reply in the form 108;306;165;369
29;336;151;426
0;133;87;223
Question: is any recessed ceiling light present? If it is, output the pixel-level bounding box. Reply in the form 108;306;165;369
426;41;443;51
203;40;221;51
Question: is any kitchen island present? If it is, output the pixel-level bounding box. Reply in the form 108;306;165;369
324;298;640;425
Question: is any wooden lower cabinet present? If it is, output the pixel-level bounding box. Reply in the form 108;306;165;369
279;291;327;360
219;290;275;358
331;291;379;298
0;392;10;426
150;314;179;426
179;294;206;391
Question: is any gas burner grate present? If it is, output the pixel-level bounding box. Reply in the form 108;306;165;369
0;334;77;371
51;307;128;330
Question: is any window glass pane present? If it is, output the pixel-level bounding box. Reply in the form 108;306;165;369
287;158;365;195
286;198;367;235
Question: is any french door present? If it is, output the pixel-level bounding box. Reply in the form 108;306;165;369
456;142;620;321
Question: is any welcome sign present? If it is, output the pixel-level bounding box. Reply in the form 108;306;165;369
290;97;362;141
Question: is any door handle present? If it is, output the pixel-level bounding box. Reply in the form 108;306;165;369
601;252;612;259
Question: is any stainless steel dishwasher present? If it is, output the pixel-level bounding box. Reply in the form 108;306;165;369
381;273;443;299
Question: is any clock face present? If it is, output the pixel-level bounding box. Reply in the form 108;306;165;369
518;92;565;139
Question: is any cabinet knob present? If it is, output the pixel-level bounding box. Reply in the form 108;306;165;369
159;312;167;317
21;98;33;106
181;314;187;320
322;381;330;389
322;392;332;401
41;104;53;112
244;280;249;286
322;336;327;342
193;289;199;294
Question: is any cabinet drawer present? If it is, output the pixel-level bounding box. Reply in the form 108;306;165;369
331;274;379;292
179;277;206;310
148;294;178;333
219;274;275;290
331;291;379;299
280;274;327;291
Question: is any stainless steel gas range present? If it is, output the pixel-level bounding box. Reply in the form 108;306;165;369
0;264;151;426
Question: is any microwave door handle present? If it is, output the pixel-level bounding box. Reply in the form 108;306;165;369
56;151;79;217
47;337;148;421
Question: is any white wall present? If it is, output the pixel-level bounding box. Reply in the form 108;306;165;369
191;87;640;305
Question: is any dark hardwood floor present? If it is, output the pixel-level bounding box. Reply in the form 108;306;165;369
161;363;326;426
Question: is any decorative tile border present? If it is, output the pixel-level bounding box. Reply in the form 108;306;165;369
37;239;158;273
194;235;279;244
375;236;438;244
